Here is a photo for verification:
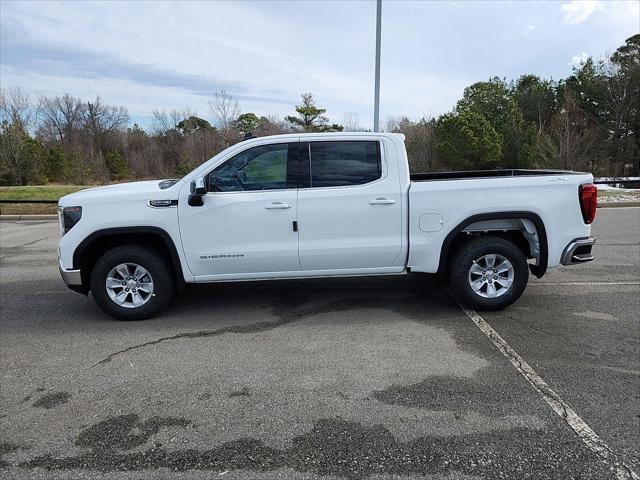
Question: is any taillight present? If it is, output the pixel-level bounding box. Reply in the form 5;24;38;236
579;184;597;224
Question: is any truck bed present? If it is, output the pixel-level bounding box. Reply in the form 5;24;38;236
410;169;584;182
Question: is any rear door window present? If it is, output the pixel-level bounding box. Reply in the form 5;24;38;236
308;141;381;188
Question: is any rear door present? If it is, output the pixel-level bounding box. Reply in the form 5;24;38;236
297;139;403;271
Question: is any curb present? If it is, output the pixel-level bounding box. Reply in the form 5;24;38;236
0;214;58;222
597;202;640;208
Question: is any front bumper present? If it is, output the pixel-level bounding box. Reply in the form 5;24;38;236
59;260;82;285
561;237;596;265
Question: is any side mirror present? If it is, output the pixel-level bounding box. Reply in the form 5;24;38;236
193;177;207;195
188;177;207;207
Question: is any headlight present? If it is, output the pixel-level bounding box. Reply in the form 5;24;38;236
60;206;82;234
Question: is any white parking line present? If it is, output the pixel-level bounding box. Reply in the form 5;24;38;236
532;281;640;286
458;303;639;480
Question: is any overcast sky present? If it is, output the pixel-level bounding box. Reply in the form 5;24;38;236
1;0;638;129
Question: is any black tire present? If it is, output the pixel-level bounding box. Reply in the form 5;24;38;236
90;245;173;320
448;235;529;311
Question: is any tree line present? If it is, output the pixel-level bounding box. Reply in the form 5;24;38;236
0;35;637;186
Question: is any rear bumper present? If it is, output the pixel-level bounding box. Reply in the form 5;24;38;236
561;237;596;265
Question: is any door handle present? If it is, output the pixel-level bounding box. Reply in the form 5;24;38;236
265;202;292;209
369;198;396;205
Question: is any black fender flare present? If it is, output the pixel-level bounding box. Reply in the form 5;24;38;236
437;211;548;278
72;226;186;287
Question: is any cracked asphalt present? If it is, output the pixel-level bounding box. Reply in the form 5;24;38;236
0;207;638;479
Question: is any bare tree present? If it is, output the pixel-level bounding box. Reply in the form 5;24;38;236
538;94;601;172
599;57;638;175
342;112;362;132
395;117;440;172
384;115;402;132
82;97;128;180
0;87;40;184
208;90;240;145
38;94;85;142
151;108;195;135
84;97;128;142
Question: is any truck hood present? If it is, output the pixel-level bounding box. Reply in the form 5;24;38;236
58;180;182;206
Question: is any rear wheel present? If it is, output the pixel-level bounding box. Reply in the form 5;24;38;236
90;245;173;320
448;235;529;310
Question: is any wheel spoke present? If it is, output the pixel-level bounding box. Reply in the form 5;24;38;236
496;277;513;289
115;265;129;279
133;265;147;279
486;283;497;297
470;262;484;275
471;278;485;292
106;277;123;289
131;292;145;307
485;254;496;268
496;259;511;273
113;290;128;305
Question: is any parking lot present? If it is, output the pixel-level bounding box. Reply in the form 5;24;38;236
1;207;638;479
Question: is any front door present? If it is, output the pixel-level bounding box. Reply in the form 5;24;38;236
179;142;300;278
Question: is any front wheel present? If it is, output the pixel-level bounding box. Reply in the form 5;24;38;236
448;235;529;311
90;245;173;320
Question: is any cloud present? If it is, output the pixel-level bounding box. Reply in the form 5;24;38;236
560;0;604;25
569;51;590;67
0;37;292;106
1;0;638;129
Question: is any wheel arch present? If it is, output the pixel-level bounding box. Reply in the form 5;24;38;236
73;227;186;293
438;211;548;278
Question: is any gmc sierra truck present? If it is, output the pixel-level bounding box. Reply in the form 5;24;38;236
57;132;597;320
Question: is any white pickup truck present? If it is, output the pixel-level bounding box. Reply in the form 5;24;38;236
58;132;597;320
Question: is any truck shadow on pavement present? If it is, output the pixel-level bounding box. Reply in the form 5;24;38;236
93;276;454;366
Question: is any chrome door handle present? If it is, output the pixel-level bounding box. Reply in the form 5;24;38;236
265;202;292;209
369;198;396;205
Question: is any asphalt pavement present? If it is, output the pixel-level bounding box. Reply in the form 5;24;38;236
0;207;638;480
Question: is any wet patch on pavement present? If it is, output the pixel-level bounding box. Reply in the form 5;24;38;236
372;373;532;417
32;392;71;409
0;443;21;467
229;387;251;398
12;416;611;479
75;414;190;451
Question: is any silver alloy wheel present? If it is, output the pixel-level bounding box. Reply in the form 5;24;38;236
105;263;154;309
468;254;514;299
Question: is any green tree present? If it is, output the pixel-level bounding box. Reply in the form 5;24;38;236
436;110;502;170
512;74;558;133
104;150;128;180
457;78;538;167
286;93;343;132
232;113;261;134
176;116;213;136
44;144;71;183
457;78;513;133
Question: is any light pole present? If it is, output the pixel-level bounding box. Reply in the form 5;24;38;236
373;0;382;132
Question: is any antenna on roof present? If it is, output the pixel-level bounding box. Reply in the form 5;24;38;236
242;132;257;141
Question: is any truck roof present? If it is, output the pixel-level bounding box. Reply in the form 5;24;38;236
240;131;405;143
